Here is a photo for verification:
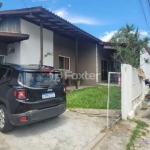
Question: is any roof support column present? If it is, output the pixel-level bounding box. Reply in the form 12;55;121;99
75;38;78;89
40;19;43;65
96;44;98;83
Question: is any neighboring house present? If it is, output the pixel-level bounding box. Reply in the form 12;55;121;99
140;48;150;79
0;6;116;86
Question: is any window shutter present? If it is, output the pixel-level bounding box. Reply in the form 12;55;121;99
65;58;69;70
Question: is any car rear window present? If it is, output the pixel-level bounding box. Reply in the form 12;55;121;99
18;72;61;88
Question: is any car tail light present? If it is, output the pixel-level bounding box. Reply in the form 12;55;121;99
14;89;27;100
18;90;26;99
63;87;66;93
42;69;53;72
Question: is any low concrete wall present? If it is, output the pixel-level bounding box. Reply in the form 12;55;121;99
121;64;149;120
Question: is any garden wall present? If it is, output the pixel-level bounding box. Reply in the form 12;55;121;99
121;64;149;120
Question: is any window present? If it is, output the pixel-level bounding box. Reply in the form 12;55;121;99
59;56;70;70
0;67;8;83
18;72;61;88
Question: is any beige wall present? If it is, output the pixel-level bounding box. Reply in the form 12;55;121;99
98;46;114;60
54;33;75;72
54;34;98;86
78;42;97;86
54;33;118;86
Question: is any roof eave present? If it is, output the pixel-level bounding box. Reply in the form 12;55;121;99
0;6;101;43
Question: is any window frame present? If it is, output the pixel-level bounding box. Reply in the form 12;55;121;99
0;67;13;84
5;69;13;82
59;55;70;70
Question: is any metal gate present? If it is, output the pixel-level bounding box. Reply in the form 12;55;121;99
107;72;122;128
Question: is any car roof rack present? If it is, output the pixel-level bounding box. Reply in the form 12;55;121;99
0;63;58;71
0;63;21;67
28;64;54;69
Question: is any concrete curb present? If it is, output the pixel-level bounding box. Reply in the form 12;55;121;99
82;131;110;150
68;108;121;117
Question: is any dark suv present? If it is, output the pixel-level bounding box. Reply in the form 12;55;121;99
0;64;66;133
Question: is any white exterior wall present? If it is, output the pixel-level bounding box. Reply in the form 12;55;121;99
7;43;20;64
121;64;147;120
140;49;150;79
20;19;53;66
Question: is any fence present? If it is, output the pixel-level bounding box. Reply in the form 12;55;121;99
121;64;148;120
132;68;142;102
107;72;121;128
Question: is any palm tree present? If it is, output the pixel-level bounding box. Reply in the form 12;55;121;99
110;24;149;68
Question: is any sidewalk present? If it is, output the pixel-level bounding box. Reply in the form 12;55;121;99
82;120;136;150
133;102;150;150
85;101;150;150
91;121;136;150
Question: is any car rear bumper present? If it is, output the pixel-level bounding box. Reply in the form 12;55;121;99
9;103;66;126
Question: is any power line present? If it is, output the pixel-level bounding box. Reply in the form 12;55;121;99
147;0;150;18
148;0;150;9
136;0;145;29
21;0;27;8
138;0;150;31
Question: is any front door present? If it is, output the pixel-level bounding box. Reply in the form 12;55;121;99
101;59;108;81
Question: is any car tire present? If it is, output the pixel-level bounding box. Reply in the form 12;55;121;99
0;105;14;133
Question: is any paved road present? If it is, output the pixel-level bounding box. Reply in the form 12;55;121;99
0;110;106;150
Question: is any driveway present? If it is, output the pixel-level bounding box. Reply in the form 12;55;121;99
0;110;106;150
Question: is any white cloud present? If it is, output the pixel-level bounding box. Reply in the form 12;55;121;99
32;0;47;2
99;30;117;42
100;30;150;42
54;8;101;25
140;30;149;37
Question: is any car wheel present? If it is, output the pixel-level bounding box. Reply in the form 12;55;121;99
0;105;14;133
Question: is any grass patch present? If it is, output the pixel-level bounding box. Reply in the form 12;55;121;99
67;86;121;109
126;120;149;150
135;120;149;128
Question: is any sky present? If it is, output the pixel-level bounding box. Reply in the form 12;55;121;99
1;0;150;41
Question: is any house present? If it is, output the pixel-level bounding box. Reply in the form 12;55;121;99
0;6;116;86
140;48;150;80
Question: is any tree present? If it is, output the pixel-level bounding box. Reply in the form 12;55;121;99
0;2;2;8
39;52;53;65
110;24;150;68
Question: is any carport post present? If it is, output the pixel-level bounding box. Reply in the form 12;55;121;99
40;19;43;65
75;38;78;89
